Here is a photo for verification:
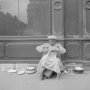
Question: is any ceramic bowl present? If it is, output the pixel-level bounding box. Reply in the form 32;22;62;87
73;67;84;73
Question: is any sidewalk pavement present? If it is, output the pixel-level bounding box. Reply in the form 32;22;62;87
0;70;90;90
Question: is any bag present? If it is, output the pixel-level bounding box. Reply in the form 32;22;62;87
44;69;53;78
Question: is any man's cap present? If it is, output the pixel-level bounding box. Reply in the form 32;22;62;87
47;35;57;40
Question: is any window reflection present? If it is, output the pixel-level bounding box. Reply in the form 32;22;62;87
0;0;50;36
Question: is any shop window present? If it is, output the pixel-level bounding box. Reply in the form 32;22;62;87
0;0;50;36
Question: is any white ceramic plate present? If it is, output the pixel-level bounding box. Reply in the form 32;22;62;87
17;70;25;75
8;69;17;73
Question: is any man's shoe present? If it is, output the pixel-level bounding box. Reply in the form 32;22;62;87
40;76;44;80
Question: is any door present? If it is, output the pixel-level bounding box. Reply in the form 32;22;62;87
64;0;90;64
64;0;82;63
82;0;90;63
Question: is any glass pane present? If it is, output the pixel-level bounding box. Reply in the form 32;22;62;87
0;0;18;36
0;0;50;36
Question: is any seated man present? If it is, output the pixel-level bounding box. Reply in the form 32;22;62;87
36;35;66;80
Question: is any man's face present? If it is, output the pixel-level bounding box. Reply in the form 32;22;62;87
49;39;56;45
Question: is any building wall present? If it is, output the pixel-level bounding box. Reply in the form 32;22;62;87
0;0;90;65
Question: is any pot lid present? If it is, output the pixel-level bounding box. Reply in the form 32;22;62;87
74;67;84;70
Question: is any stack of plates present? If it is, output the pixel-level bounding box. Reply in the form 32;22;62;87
26;67;36;74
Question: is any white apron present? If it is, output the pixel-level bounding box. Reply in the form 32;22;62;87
36;43;66;74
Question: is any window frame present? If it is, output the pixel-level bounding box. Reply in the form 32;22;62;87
0;0;51;38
